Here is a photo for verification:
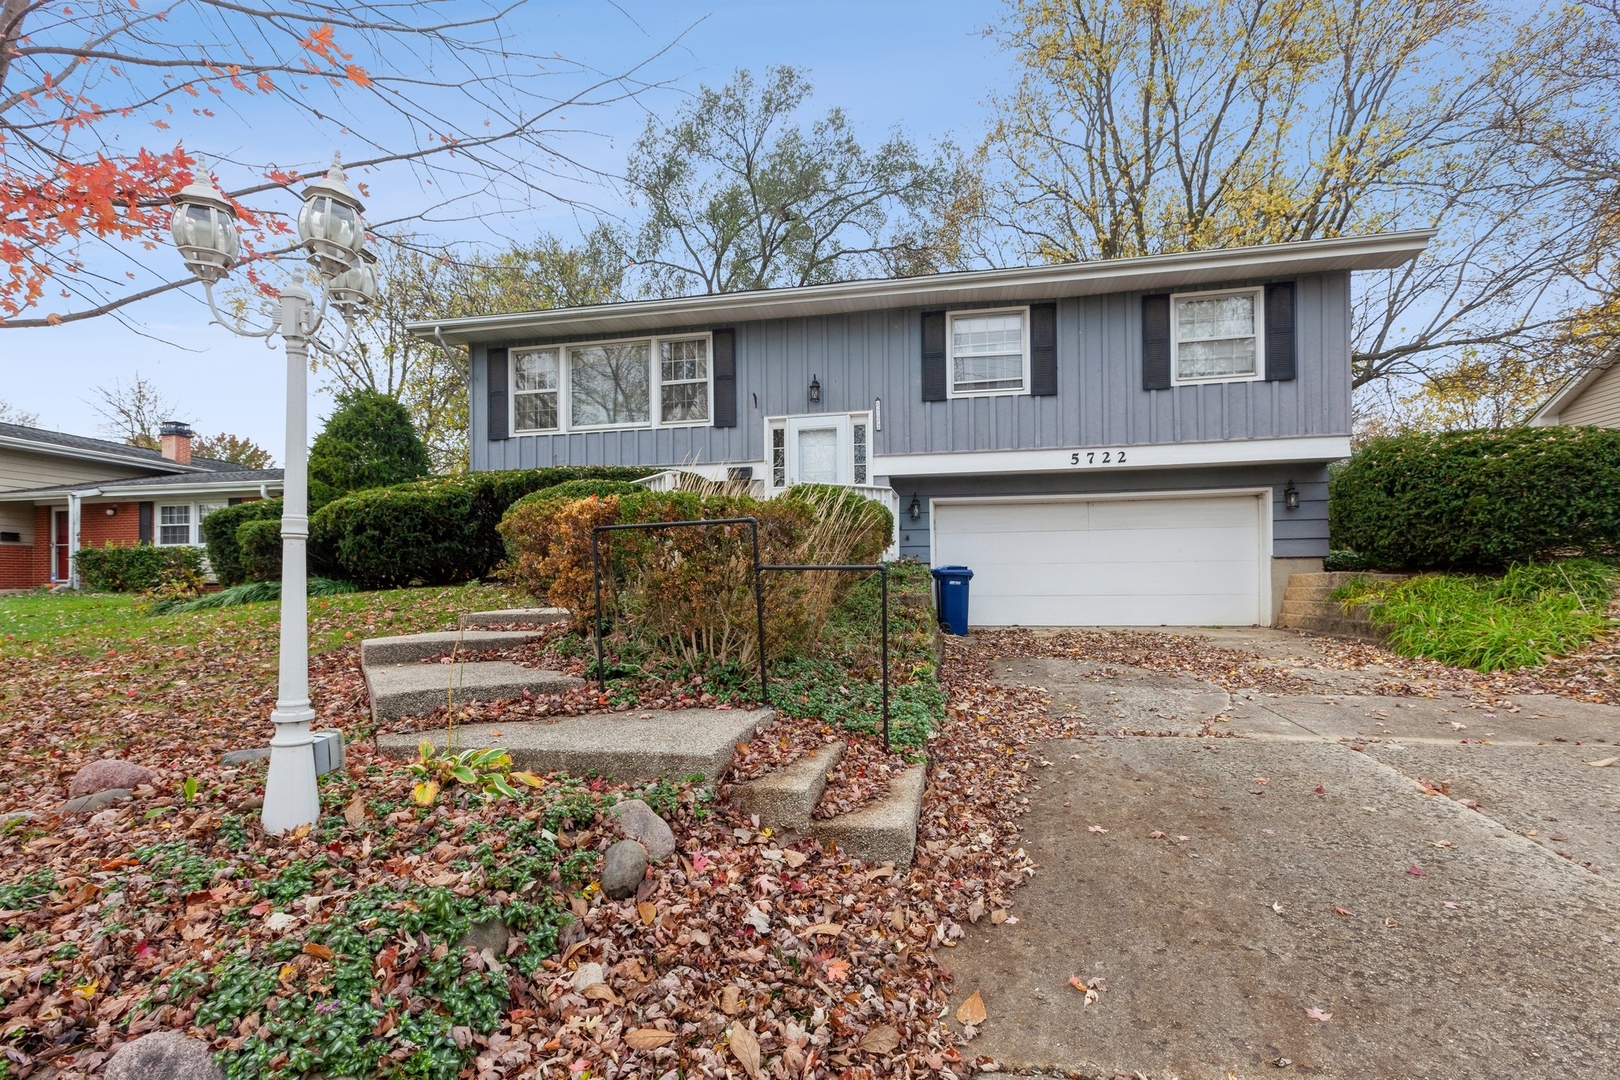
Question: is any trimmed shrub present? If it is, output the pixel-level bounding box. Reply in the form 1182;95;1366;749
1330;427;1620;569
307;388;432;510
237;518;283;582
203;499;282;586
309;467;654;589
499;485;894;664
76;543;204;592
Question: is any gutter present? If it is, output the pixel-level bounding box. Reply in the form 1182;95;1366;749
0;434;201;474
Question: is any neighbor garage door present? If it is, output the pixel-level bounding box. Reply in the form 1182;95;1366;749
931;492;1265;627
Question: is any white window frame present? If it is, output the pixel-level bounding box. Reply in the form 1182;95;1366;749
946;305;1031;400
509;331;715;435
156;501;224;547
1169;286;1266;387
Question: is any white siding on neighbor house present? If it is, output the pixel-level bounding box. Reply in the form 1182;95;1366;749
1560;364;1620;427
0;502;33;543
0;447;153;493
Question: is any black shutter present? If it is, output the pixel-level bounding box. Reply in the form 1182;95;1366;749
1264;281;1297;382
137;502;153;544
487;347;510;441
921;311;947;402
1142;295;1171;390
711;329;737;428
1030;303;1057;396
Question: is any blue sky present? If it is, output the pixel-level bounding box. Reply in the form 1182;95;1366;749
4;0;1009;459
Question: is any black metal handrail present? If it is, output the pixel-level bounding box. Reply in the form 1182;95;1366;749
590;521;894;750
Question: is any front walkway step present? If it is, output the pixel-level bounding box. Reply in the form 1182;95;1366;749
458;607;570;629
809;763;927;870
365;661;583;721
375;708;774;784
361;630;548;668
733;741;846;831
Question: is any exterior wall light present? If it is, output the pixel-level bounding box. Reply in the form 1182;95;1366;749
808;374;821;405
908;494;921;521
1284;481;1299;511
105;507;116;516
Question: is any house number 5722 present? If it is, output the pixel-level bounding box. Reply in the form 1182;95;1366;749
1070;450;1126;465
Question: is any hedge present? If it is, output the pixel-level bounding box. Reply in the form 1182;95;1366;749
202;499;283;586
1329;427;1620;569
309;467;655;589
237;518;284;582
76;543;205;592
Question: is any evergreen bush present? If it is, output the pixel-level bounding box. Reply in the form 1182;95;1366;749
307;389;432;510
202;499;282;586
76;543;204;592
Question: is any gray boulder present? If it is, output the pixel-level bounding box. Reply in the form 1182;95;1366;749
61;788;133;814
457;917;511;956
69;759;154;798
608;798;676;861
105;1031;222;1080
601;839;648;900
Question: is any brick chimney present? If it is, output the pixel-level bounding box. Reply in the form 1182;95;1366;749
159;420;194;465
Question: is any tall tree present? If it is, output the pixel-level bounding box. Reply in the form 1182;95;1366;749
970;0;1596;392
307;388;431;508
622;66;957;296
85;373;184;449
192;433;275;468
318;231;626;471
0;399;38;426
0;0;668;329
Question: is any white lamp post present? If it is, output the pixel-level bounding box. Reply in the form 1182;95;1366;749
170;154;372;835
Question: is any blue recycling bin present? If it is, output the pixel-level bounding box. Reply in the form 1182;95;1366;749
931;565;974;636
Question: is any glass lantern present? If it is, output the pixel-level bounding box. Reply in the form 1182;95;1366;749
297;153;366;280
329;249;379;313
169;166;240;284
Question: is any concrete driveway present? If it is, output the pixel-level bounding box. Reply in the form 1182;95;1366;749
948;629;1620;1079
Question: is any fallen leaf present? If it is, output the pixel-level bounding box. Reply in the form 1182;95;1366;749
781;849;808;868
956;989;988;1026
1305;1007;1332;1022
625;1028;676;1050
1332;906;1353;916
1069;975;1086;992
1149;830;1166;839
302;942;334;961
1407;865;1427;877
343;795;366;827
1271;901;1283;914
990;909;1008;925
721;985;743;1015
729;1023;761;1078
1584;756;1618;768
858;1024;900;1054
1087;825;1108;834
582;982;620;1003
637;901;656;925
804;922;842;937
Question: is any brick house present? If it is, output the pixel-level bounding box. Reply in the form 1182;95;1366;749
0;421;284;590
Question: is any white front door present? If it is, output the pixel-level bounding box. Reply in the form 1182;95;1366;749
786;415;851;486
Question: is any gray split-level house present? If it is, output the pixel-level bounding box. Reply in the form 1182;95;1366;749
410;231;1431;628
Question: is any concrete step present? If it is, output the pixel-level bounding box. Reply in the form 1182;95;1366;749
365;660;583;721
1279;597;1375;617
1286;571;1411;588
376;707;774;784
361;630;548;668
809;763;928;871
1281;584;1341;602
1278;612;1385;643
733;741;846;832
458;607;570;630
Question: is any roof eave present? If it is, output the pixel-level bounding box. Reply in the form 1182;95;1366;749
408;230;1435;347
0;433;198;473
0;477;284;502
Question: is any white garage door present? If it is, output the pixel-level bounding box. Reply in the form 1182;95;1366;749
932;493;1265;627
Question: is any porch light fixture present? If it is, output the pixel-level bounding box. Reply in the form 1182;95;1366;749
908;494;921;521
809;374;821;405
1284;481;1299;511
169;150;377;838
105;507;116;516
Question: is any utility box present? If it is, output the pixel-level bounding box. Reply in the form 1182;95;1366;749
312;730;345;776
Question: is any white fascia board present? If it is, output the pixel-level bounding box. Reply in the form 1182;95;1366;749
874;435;1351;479
0;479;284;502
0;434;195;473
1527;364;1609;426
410;231;1434;346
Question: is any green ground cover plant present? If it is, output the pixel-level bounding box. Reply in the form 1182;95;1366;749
1333;560;1616;671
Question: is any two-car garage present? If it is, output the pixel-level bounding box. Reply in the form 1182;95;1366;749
929;490;1270;627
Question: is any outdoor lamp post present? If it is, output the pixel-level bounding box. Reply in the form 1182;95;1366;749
170;153;372;835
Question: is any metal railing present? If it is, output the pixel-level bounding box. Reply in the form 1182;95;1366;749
589;517;893;750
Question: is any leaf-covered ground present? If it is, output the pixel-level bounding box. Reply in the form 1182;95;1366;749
0;586;1068;1078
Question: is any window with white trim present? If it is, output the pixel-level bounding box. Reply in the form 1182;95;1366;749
510;334;712;434
949;308;1028;396
853;421;868;485
770;426;786;490
1172;287;1263;383
158;504;192;546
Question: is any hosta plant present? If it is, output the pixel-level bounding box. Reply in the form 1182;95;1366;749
406;741;542;805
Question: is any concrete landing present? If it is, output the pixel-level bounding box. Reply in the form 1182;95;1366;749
810;763;927;870
733;741;846;831
457;607;570;629
361;629;548;667
375;707;774;783
365;661;582;721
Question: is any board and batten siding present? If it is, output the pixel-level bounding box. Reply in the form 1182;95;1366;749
891;463;1329;563
1559;364;1620;428
0;448;153;493
469;271;1351;472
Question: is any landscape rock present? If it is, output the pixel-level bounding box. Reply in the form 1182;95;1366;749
60;788;133;814
69;758;155;798
571;962;607;992
219;748;270;765
601;839;648;899
608;798;676;860
0;811;35;831
458;917;511;956
105;1031;223;1080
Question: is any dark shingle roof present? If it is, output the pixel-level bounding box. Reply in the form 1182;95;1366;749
0;420;266;474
